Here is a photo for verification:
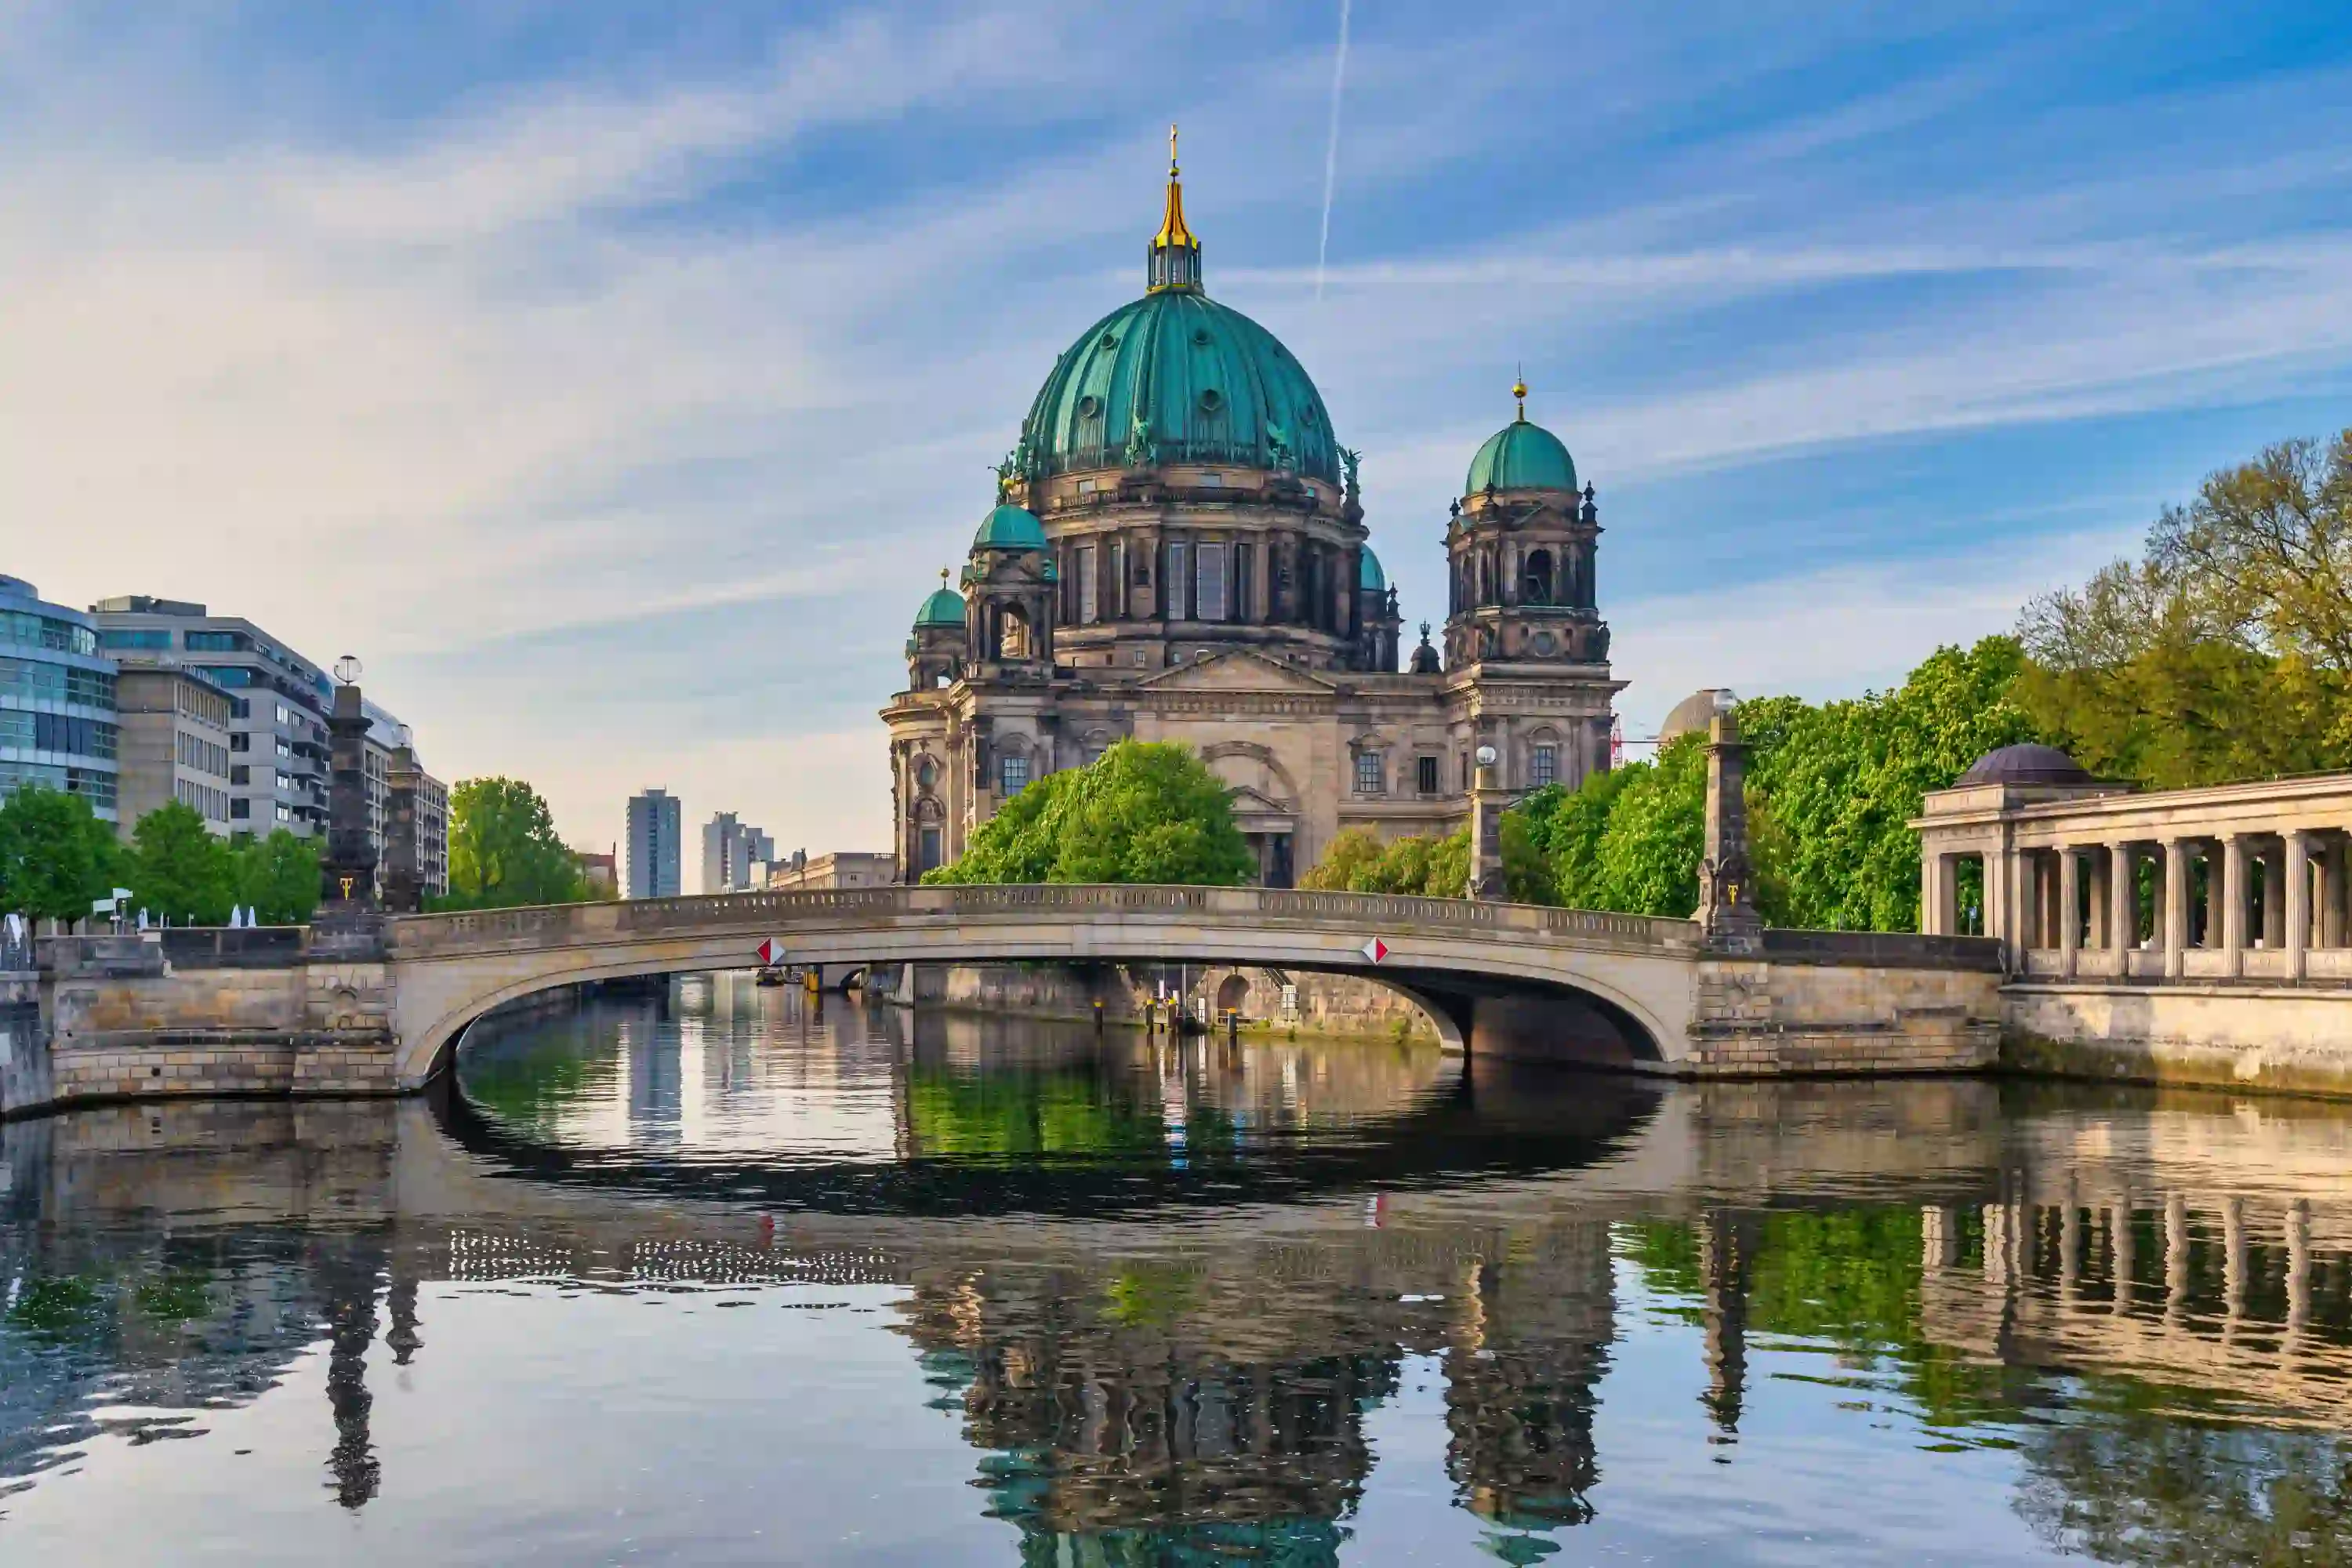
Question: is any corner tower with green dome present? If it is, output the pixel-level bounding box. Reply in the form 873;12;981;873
881;143;1621;887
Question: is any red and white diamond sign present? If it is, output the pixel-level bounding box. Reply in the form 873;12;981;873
1361;937;1389;964
757;938;786;966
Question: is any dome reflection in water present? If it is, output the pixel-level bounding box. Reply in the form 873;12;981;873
0;978;2348;1566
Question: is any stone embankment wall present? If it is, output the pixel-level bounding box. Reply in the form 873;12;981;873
2002;984;2352;1099
878;961;1439;1042
13;931;402;1116
1685;955;2000;1077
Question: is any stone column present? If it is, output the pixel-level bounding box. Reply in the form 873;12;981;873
2163;837;2189;979
2286;829;2312;980
2107;842;2136;958
1922;851;1955;937
318;677;379;936
2058;846;2081;977
2010;845;2035;963
1985;844;2013;961
2221;833;2248;975
1693;708;1762;953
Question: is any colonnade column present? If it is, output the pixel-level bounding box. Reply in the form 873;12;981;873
2058;846;2081;977
1985;845;2013;961
2221;833;2248;976
1921;851;1955;937
2163;837;2189;978
2107;841;2136;961
2287;829;2312;980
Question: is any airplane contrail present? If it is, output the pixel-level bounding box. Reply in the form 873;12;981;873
1314;0;1352;301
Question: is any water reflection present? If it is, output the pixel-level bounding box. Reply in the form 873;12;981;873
0;987;2347;1563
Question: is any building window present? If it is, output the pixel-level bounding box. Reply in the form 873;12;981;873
100;628;172;650
1000;753;1030;796
919;825;943;873
184;630;244;652
1417;755;1439;795
274;803;291;823
1531;743;1559;789
1196;542;1228;622
1354;750;1383;796
231;798;250;820
1166;542;1190;619
1076;545;1098;625
1106;539;1124;619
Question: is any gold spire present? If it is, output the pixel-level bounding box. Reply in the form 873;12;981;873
1153;122;1197;251
1512;368;1529;423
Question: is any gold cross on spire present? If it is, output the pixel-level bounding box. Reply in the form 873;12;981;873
1169;122;1179;176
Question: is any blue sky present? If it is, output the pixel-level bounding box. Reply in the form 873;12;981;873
5;2;2349;866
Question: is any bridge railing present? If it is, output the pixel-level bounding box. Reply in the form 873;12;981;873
388;884;1701;956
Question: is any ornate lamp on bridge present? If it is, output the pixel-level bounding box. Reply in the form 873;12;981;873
315;655;386;954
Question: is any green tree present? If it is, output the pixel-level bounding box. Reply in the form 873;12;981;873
1586;736;1708;917
1298;827;1471;898
1754;639;2042;931
925;741;1255;887
0;786;120;924
125;802;235;925
231;830;321;924
438;777;589;909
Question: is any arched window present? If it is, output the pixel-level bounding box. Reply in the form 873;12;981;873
1000;750;1031;796
999;608;1033;660
1524;548;1554;604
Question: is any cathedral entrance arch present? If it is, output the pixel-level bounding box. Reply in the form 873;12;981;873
1200;742;1303;889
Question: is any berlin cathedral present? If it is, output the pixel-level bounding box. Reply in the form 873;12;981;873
883;139;1623;885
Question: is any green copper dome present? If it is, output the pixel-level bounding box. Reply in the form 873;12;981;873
914;584;965;629
1465;416;1577;495
1019;292;1341;486
1011;149;1341;488
1359;546;1386;591
973;503;1047;551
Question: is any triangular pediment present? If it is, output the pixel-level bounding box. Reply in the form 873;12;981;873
1225;783;1290;815
1138;647;1338;695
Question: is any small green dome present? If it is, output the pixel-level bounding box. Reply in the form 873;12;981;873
974;503;1047;551
1465;416;1577;495
1359;546;1386;591
914;586;965;629
1020;292;1341;485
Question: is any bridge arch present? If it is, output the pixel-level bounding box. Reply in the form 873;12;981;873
388;886;1700;1087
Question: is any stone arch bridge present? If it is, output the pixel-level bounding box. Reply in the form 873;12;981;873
383;884;2002;1090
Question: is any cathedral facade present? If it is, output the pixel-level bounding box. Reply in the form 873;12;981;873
881;145;1622;887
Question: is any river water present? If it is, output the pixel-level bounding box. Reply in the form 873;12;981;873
2;978;2349;1564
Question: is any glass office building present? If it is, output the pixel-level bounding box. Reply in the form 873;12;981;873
0;575;119;821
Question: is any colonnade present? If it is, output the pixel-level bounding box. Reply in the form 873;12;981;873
1926;829;2352;980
